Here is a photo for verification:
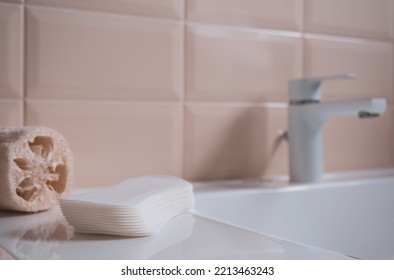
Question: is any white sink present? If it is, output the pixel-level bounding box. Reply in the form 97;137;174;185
194;175;394;259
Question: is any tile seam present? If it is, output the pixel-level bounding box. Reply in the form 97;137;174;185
187;21;302;38
304;33;393;46
23;98;184;105
184;101;288;108
22;2;26;126
186;21;393;45
180;0;186;178
24;3;182;23
301;0;307;78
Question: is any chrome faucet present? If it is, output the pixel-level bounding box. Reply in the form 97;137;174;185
288;73;387;183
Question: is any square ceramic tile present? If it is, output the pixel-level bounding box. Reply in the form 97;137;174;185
27;0;183;19
0;3;22;98
305;38;393;103
325;107;394;171
184;104;288;181
187;0;303;31
186;24;302;102
0;99;23;127
305;0;394;40
26;7;183;101
26;100;183;188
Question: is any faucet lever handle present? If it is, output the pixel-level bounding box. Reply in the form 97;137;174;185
306;73;356;84
289;73;356;103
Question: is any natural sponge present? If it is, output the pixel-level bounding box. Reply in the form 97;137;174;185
0;126;73;212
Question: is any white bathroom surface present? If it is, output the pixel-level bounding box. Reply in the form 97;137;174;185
193;170;394;260
0;206;347;260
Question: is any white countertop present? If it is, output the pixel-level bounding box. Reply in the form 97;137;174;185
0;205;347;260
3;169;394;260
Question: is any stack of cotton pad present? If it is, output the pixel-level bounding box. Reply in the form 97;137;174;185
59;175;194;237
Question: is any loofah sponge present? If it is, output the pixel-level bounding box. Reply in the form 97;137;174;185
0;126;73;212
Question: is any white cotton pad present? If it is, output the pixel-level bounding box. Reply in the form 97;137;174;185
59;175;195;237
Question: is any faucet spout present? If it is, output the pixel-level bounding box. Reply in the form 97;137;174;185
288;97;387;183
287;73;388;183
304;98;386;129
354;98;386;119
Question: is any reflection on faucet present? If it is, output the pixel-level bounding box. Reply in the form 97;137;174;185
0;207;73;259
288;73;387;183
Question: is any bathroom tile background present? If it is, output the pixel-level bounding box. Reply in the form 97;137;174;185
0;0;393;187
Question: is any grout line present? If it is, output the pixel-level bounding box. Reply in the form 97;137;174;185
301;0;307;78
185;101;289;108
28;98;394;108
186;20;393;46
392;39;394;108
0;98;23;102
21;2;26;126
24;2;182;24
180;0;186;104
187;20;303;38
391;3;394;119
303;32;393;46
182;0;186;21
18;98;394;109
301;0;306;34
180;0;186;179
23;98;185;106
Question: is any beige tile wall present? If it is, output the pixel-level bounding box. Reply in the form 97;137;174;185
0;0;393;187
